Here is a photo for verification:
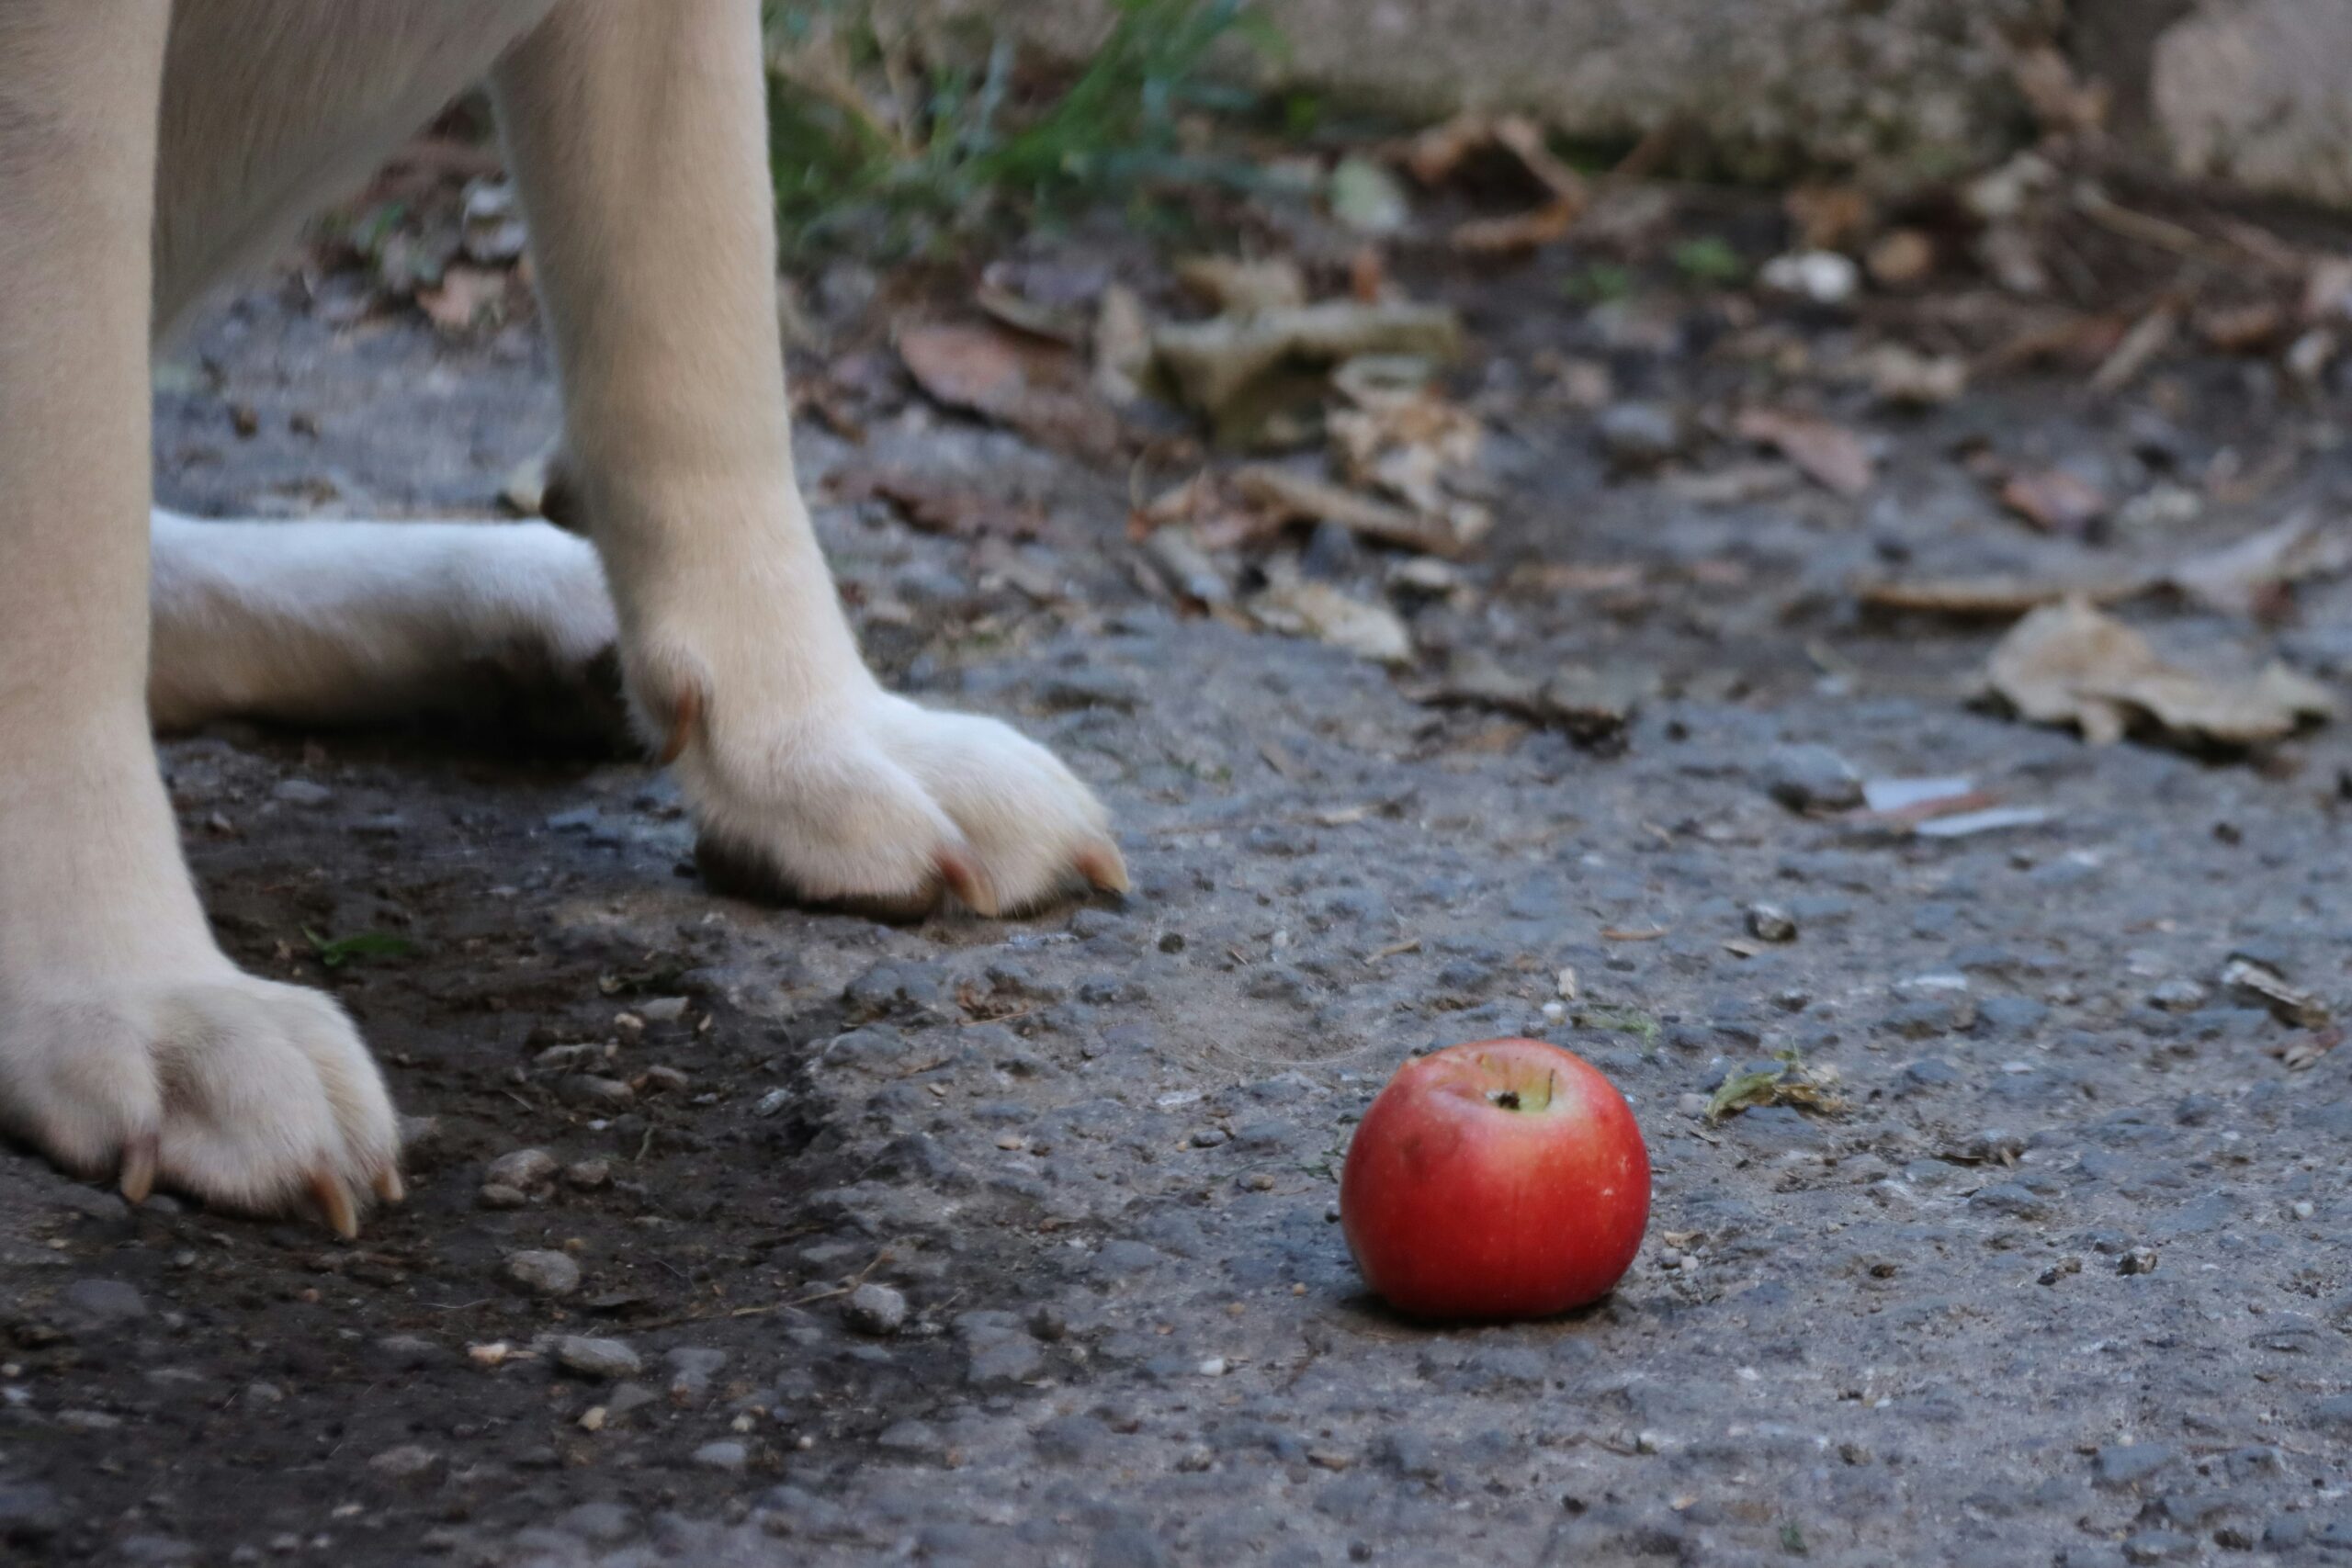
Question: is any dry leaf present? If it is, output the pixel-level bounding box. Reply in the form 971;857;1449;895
1866;229;1936;288
1137;525;1232;607
1251;575;1413;665
1232;464;1487;558
898;323;1121;459
2089;303;2179;394
1152;300;1462;426
1985;597;2335;747
416;265;506;333
2275;1025;2343;1070
1092;284;1153;406
1784;185;1871;251
2197;300;2288;354
1174;256;1307;315
831;467;1045;541
2166;512;2352;617
1409;650;1645;746
2000;468;2109;536
2224;957;2331;1028
1857;570;2155;618
1733;408;1874;497
1453;198;1579;254
1865;345;1968;407
1705;1061;1846;1122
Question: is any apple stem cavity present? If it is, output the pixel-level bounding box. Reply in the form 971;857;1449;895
1490;1089;1522;1111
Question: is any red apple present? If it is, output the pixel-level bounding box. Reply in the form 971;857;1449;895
1340;1037;1649;1320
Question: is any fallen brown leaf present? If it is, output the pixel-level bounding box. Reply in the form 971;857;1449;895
2197;299;2289;354
1151;300;1463;430
1250;574;1413;666
898;322;1121;459
1173;255;1308;316
2167;512;2352;618
831;467;1045;541
416;265;506;333
1452;198;1579;255
1856;570;2154;618
1733;408;1873;498
1985;597;2336;747
1232;464;1487;558
1999;468;2109;536
2274;1025;2343;1070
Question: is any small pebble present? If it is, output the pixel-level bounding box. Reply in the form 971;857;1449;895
504;1250;582;1298
692;1440;749;1472
2118;1246;2159;1277
555;1337;642;1380
500;1140;583;1179
1745;904;1798;942
845;1282;909;1337
639;996;690;1023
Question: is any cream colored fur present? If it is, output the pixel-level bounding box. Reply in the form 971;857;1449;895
0;0;1124;1235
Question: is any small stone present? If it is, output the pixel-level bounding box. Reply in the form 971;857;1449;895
1761;249;1860;304
366;1445;446;1489
692;1439;749;1472
560;1075;635;1110
1595;402;1685;468
555;1337;642;1380
485;1148;560;1190
565;1159;611;1190
845;1283;909;1337
605;1382;660;1422
2118;1246;2159;1276
639;996;691;1023
0;1480;66;1542
271;779;334;807
1175;1445;1215;1472
2148;978;2207;1011
476;1183;527;1210
2295;1199;2317;1220
2038;1257;2082;1285
61;1278;146;1325
1745;904;1798;942
1190;1127;1229;1148
2096;1443;2177;1487
2120;1529;2193;1563
504;1249;582;1298
1762;744;1863;812
664;1347;728;1404
368;1335;442;1372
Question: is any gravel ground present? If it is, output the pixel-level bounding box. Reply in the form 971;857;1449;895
11;217;2352;1568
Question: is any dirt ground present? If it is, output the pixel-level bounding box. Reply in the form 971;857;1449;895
17;161;2352;1568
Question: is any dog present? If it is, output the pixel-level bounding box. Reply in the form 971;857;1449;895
0;1;1125;1238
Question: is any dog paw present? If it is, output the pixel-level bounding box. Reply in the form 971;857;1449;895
0;974;402;1235
676;687;1126;919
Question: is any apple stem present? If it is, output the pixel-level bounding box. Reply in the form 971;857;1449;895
1494;1089;1521;1111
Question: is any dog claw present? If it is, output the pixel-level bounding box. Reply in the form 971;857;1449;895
934;848;998;917
118;1133;158;1206
310;1170;359;1240
657;684;703;766
373;1167;406;1206
1076;840;1131;897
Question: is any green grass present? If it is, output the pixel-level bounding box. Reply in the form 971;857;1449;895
303;928;419;969
1670;235;1745;286
765;0;1278;256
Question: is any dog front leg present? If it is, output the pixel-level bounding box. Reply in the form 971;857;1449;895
0;5;398;1231
492;0;1125;916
